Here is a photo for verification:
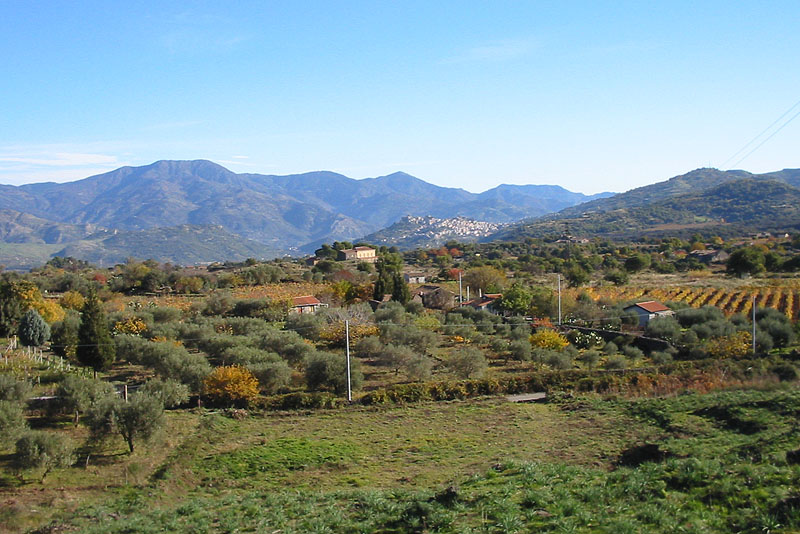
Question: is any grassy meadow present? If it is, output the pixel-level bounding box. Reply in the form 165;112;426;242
2;385;799;533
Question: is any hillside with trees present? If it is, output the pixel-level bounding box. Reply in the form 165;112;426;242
2;230;800;532
492;178;800;241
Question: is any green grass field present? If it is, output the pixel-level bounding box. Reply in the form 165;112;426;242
3;385;800;533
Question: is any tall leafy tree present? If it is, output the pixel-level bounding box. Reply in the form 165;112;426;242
727;247;766;277
77;291;115;374
0;279;23;336
496;283;533;315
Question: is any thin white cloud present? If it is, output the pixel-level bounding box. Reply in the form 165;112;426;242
0;148;127;185
0;152;119;167
159;11;253;54
443;38;537;64
215;159;263;168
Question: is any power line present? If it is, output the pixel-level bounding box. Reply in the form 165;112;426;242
729;106;800;169
722;97;800;169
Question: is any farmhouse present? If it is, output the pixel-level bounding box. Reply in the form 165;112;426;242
623;300;674;327
338;246;378;263
461;293;503;315
688;249;730;265
412;285;456;310
290;295;327;314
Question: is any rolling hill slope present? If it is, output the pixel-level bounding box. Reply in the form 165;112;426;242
490;178;800;241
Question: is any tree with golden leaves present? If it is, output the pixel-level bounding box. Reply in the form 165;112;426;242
203;365;260;407
530;329;569;351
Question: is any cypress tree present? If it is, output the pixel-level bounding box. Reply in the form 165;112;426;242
76;291;115;374
373;263;395;301
391;271;410;304
18;309;50;347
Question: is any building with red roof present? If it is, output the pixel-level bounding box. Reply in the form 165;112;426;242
623;300;674;327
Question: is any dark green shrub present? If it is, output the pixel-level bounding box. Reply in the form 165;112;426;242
353;336;383;359
650;351;674;365
0;400;27;449
0;375;32;402
247;360;292;394
404;354;434;381
285;313;324;340
87;392;164;453
262;391;344;410
676;306;725;328
508;340;532;362
15;431;75;482
304;351;363;394
545;351;573;370
203;292;235;316
445;347;487;379
623;345;645;360
50;310;80;358
605;355;627;370
603;341;618;355
645;316;681;341
578;350;601;369
221;346;282;366
151;306;182;323
54;376;115;424
139;378;190;408
770;363;799;382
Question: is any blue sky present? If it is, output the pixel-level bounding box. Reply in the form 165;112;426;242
1;1;798;193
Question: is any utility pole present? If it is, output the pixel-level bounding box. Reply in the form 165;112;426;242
458;271;463;303
752;295;757;356
345;320;352;402
557;274;562;326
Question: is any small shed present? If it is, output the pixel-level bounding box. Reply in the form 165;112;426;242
623;300;674;327
404;272;426;284
290;295;327;314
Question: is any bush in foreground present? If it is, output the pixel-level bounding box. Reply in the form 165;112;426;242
203;365;260;407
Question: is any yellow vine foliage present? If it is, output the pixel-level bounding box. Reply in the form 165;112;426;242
530;329;569;351
704;331;752;359
113;316;148;335
203;365;260;406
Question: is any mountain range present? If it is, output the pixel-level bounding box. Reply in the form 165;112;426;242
0;160;611;266
2;161;798;269
491;168;800;242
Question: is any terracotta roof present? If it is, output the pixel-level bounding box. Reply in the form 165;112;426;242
354;246;375;252
631;301;671;313
292;295;321;306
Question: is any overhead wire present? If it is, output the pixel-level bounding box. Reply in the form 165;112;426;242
34;303;755;350
721;97;800;169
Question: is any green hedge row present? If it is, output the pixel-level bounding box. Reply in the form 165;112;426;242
254;356;797;411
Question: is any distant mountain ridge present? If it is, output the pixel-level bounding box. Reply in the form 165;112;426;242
491;169;800;242
0;160;611;265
